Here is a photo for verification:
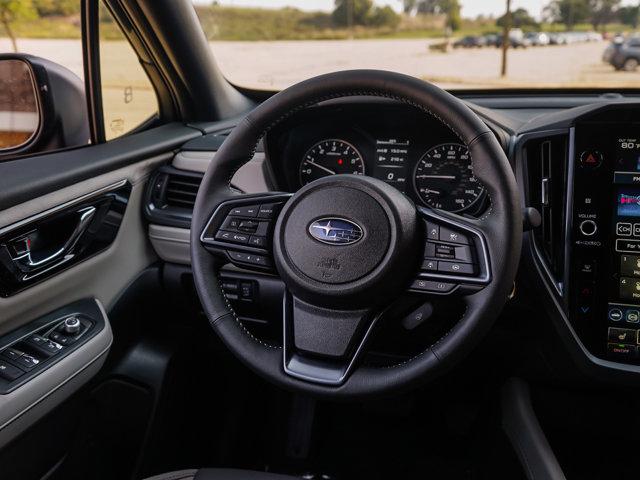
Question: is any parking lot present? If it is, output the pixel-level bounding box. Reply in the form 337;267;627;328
2;37;639;91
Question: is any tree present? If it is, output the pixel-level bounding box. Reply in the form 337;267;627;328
333;0;373;27
497;7;538;28
546;0;590;30
403;0;441;14
618;5;640;28
0;0;36;52
333;0;400;29
33;0;79;17
589;0;620;30
437;0;461;31
369;6;401;28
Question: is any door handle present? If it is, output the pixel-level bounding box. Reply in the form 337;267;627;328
12;206;96;274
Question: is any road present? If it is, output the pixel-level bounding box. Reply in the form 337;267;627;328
2;37;639;92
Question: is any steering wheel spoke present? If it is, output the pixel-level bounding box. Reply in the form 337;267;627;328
282;290;381;385
409;207;491;297
200;193;292;271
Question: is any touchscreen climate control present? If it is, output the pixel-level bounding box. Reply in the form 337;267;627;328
570;126;640;364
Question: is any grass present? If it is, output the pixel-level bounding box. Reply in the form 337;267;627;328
0;7;635;43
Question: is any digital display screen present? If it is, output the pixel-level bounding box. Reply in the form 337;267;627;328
373;138;409;191
617;188;640;217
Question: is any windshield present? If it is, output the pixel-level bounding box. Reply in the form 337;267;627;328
193;0;640;91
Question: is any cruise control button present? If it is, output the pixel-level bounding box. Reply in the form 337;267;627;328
421;259;438;271
0;360;24;381
439;227;470;245
425;222;439;240
410;279;456;293
438;261;475;275
229;205;259;217
607;327;637;345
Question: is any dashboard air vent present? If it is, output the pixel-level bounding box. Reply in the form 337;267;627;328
144;166;204;229
525;134;568;286
165;172;201;209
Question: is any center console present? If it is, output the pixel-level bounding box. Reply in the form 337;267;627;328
571;116;640;363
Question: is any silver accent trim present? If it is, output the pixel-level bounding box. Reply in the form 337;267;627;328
0;180;127;237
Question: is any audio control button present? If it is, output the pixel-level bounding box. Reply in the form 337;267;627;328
579;219;597;236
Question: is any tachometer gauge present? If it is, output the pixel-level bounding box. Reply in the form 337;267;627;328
299;139;365;186
413;143;484;212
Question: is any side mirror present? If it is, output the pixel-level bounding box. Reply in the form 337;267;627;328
0;54;90;159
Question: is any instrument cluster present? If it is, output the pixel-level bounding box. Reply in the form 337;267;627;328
266;101;488;215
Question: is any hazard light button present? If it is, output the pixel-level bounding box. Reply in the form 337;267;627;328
579;150;603;169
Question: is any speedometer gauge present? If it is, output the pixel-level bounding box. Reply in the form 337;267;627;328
413;143;484;212
299;139;365;186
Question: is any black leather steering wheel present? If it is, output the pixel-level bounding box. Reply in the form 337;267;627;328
191;70;522;399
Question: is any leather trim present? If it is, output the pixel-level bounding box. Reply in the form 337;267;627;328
190;70;522;399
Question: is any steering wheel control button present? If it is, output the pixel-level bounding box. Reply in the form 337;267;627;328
626;310;640;323
0;360;24;381
249;236;267;247
402;302;434;330
425;222;439;240
229;205;259;217
258;204;278;218
422;259;438;271
228;251;272;268
215;231;250;245
609;308;623;322
437;261;475;275
410;279;456;293
579;219;598;237
438;226;470;245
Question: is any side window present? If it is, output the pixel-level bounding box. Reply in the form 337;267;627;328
99;4;158;141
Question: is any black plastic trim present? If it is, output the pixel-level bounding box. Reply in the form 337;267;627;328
0;298;106;394
0;122;200;211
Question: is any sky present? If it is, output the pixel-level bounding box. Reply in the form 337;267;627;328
195;0;639;19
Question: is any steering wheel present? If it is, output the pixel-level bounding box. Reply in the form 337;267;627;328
191;70;521;399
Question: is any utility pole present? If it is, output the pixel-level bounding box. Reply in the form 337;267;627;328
501;0;512;77
347;0;354;39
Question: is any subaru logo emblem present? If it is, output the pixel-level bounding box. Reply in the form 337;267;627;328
308;218;363;245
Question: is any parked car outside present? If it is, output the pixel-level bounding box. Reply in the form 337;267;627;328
604;36;640;71
453;35;487;48
525;32;550;46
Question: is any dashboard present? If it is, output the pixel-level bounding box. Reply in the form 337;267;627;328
146;93;640;388
265;101;488;216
